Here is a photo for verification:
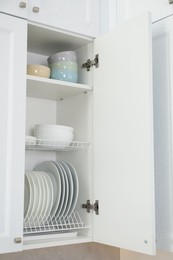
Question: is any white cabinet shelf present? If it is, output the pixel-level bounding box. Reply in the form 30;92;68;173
27;75;92;100
28;22;93;56
25;139;90;151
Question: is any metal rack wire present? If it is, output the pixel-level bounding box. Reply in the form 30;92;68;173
25;139;90;151
23;212;86;236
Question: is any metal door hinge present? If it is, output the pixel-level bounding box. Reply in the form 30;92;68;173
82;54;99;71
82;200;99;215
169;0;173;4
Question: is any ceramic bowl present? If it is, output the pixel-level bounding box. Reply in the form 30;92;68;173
49;61;78;72
50;68;78;83
27;65;50;78
47;51;77;64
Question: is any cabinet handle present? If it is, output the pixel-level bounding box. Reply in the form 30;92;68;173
32;6;40;13
19;1;27;8
14;237;22;244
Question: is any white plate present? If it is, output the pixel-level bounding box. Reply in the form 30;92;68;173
34;161;61;220
24;174;30;218
53;162;69;219
30;171;41;224
52;162;65;218
36;171;47;224
59;161;74;218
44;170;60;219
40;171;54;223
24;173;32;222
25;172;36;223
65;162;79;217
32;171;46;224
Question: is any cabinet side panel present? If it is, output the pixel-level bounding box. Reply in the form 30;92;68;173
93;13;156;254
152;15;173;252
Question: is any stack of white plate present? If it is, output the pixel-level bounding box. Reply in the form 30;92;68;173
24;161;79;226
34;124;74;143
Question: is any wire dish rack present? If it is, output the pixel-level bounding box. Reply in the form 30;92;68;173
23;212;86;236
25;139;90;152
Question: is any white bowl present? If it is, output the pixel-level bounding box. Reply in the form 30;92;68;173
49;61;78;71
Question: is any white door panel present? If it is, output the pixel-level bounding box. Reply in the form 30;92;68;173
0;13;27;253
28;0;99;37
93;13;156;254
0;0;27;19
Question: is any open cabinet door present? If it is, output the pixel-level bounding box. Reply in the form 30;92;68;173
93;13;156;255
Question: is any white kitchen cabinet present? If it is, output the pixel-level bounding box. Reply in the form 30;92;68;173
28;0;100;37
0;11;157;255
0;13;27;254
0;0;100;37
0;0;27;19
116;0;173;25
25;12;156;255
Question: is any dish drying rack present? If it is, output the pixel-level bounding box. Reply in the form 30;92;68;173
23;211;86;236
25;139;90;152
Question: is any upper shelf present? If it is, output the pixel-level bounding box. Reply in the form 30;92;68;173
26;75;92;100
28;22;93;56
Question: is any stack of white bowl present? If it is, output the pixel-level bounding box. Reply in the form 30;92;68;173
47;51;78;83
34;124;74;143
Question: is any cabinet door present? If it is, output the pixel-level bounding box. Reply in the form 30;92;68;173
0;0;27;19
0;13;27;253
28;0;99;37
93;13;156;255
117;0;173;25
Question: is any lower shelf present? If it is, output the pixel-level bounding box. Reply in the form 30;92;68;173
23;212;86;236
23;234;93;249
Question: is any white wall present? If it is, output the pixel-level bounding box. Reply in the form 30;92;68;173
121;249;173;260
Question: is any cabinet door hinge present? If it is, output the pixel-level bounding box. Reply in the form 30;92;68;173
82;200;99;215
169;0;173;4
82;54;99;71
